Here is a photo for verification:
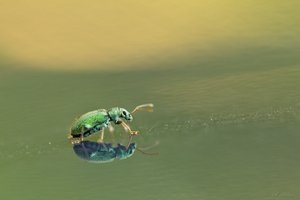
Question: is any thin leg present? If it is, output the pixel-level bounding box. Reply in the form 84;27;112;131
108;124;114;133
121;121;139;135
97;129;105;143
108;124;115;142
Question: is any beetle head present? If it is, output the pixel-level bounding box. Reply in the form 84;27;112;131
108;107;133;123
119;108;133;121
125;143;137;158
116;143;136;160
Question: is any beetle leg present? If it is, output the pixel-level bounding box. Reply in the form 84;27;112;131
97;129;105;143
107;124;115;141
108;124;114;133
121;121;139;136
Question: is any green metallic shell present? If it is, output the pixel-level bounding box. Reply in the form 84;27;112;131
70;109;110;135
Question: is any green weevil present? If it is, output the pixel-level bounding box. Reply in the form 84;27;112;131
68;104;154;143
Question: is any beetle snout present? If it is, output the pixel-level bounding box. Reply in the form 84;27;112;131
127;114;133;121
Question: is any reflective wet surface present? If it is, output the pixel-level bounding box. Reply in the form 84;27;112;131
0;63;299;200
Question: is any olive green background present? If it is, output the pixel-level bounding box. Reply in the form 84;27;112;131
1;1;300;200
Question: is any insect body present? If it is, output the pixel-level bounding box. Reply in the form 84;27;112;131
73;141;137;163
68;104;153;143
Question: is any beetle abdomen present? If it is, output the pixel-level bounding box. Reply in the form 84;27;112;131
70;109;110;137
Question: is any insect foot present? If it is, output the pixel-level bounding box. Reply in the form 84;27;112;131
68;134;83;145
131;131;139;136
70;138;82;145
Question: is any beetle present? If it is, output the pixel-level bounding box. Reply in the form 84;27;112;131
68;104;153;143
72;140;158;163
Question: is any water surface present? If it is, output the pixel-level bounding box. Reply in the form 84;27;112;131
0;59;299;200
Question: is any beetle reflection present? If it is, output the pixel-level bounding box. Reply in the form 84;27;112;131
73;141;136;163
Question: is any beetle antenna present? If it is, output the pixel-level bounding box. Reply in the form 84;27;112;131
131;103;154;114
136;148;159;156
